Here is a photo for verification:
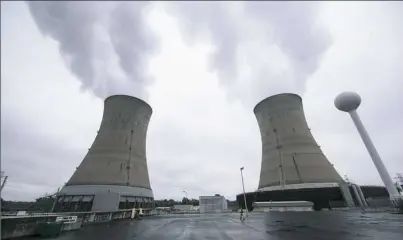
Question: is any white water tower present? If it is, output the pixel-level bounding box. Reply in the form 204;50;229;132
335;92;402;206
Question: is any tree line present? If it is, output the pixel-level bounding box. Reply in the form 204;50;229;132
1;196;240;212
154;197;199;207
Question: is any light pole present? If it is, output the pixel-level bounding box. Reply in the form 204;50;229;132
183;190;188;204
50;187;60;212
240;167;248;217
0;171;8;193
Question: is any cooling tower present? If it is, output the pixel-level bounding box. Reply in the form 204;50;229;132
55;95;154;212
236;93;355;211
254;93;343;189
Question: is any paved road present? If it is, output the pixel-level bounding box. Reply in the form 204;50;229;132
24;212;403;240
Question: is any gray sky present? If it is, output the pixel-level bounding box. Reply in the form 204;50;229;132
1;2;402;201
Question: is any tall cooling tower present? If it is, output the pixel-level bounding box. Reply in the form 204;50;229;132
235;93;356;210
55;95;153;212
254;93;343;189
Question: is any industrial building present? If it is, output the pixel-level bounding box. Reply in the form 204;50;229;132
53;95;154;212
199;195;228;213
238;184;392;211
237;93;354;210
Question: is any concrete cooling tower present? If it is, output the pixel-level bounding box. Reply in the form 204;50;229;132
237;93;355;210
254;93;343;188
54;95;154;212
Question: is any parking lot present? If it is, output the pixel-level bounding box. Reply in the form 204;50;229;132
22;211;403;240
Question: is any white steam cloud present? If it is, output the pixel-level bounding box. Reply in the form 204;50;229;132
168;2;331;107
27;1;158;100
27;2;330;107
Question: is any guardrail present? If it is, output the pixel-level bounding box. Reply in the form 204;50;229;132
1;208;150;239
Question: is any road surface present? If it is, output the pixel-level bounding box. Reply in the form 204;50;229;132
23;211;403;240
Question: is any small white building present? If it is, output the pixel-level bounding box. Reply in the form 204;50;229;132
173;205;193;212
190;205;200;211
199;195;228;213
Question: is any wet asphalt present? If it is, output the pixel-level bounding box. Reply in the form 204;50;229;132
23;211;403;240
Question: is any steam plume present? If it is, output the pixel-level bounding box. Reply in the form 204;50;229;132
27;1;158;100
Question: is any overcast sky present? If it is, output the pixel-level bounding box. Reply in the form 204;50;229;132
1;2;402;201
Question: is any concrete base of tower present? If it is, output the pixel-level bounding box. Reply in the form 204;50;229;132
237;183;352;211
253;201;315;212
53;185;154;212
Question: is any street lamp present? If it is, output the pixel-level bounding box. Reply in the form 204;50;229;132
240;167;248;217
183;190;188;204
